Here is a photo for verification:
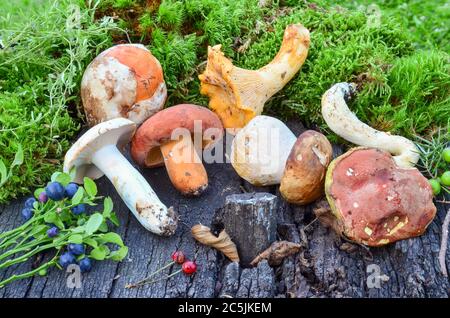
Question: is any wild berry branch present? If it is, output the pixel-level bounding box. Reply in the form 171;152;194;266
0;171;128;288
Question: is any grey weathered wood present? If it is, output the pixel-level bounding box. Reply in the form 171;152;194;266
213;193;278;267
0;121;449;298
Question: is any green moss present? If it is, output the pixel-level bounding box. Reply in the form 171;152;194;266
0;0;117;203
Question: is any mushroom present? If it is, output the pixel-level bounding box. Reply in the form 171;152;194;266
199;24;310;131
63;118;177;236
81;44;167;126
230;116;296;186
321;82;419;168
280;130;333;205
324;147;436;246
131;104;223;196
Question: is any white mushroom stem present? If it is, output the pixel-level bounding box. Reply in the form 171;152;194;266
321;82;419;168
91;144;176;235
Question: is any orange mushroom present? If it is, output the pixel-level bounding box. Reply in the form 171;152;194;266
81;44;167;126
131;104;224;196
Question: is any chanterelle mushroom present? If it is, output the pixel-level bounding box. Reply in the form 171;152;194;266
231;116;296;186
324;147;436;246
321;82;419;168
81;44;167;126
63;118;177;236
199;24;310;131
131;104;223;196
280;130;332;205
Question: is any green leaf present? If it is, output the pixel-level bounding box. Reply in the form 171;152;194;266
99;232;124;246
55;172;71;186
109;246;129;261
103;197;113;217
44;211;64;229
71;187;84;205
68;166;77;181
50;171;61;182
99;221;108;233
90;246;107;260
34;188;45;199
11;144;24;167
109;212;120;227
85;213;104;235
30;224;48;236
83;237;98;248
83;177;97;197
0;159;7;186
68;234;83;244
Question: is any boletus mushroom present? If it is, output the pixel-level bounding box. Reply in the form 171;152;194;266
231;116;296;186
280;130;333;205
63;118;177;236
321;82;419;168
199;24;310;131
81;44;167;126
131;104;223;196
324;147;436;246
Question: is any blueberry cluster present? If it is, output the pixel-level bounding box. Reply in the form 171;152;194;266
59;244;92;273
21;182;86;222
21;181;92;273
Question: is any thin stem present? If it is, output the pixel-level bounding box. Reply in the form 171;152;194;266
125;261;175;289
126;269;182;289
439;208;450;277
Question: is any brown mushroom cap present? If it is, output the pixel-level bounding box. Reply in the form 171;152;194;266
325;147;436;246
280;130;332;205
131;104;224;167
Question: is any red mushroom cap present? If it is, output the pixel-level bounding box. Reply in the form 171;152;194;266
325;147;436;246
131;104;224;167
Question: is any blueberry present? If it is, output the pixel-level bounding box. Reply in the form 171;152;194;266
78;257;92;273
38;191;48;203
45;182;65;201
47;226;59;238
21;208;33;222
59;252;76;269
68;243;85;256
65;183;79;198
71;204;86;215
24;197;36;208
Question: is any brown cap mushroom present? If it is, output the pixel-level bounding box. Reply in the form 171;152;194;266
324;147;436;246
131;104;223;196
81;44;167;126
280;130;332;205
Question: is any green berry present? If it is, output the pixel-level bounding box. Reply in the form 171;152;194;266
443;148;450;163
429;179;441;195
441;171;450;186
38;268;47;276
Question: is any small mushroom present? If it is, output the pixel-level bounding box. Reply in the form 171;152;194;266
81;44;167;126
63;118;177;236
280;130;333;205
231;116;296;186
131;104;223;196
324;147;436;246
199;24;310;131
321;82;419;168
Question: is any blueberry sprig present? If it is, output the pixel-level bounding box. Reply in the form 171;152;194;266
0;171;128;288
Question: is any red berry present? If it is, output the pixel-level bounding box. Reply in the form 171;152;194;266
182;261;197;275
171;251;185;264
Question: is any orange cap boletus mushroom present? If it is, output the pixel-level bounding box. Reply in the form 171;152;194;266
324;147;436;246
81;44;167;126
280;130;332;205
131;104;223;196
199;24;310;131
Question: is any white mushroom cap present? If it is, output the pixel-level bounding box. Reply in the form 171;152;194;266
231;115;296;186
64;118;135;183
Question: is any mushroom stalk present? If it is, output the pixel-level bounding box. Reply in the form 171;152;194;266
159;137;208;196
91;144;176;235
199;24;310;130
321;82;419;168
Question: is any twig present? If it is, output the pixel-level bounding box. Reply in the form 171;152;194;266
439;208;450;277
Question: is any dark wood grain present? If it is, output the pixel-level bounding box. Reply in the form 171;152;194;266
0;121;449;298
